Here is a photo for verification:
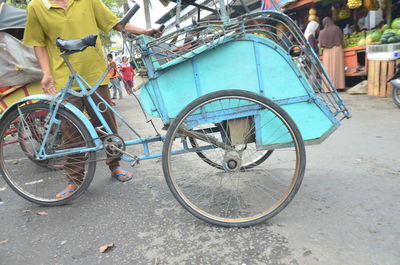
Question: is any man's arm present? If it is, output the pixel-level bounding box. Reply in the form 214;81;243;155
34;47;57;96
114;23;161;37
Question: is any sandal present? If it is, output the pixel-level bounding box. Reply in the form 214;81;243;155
56;189;76;198
111;168;133;182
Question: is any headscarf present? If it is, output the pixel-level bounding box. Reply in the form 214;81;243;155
318;17;343;48
304;21;319;40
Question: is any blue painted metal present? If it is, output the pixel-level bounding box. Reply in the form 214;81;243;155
124;135;165;146
191;57;203;98
253;41;265;94
138;34;341;146
0;94;101;148
121;144;218;162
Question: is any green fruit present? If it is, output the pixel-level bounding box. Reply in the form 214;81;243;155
388;36;400;43
382;32;396;38
370;30;382;42
391;18;400;29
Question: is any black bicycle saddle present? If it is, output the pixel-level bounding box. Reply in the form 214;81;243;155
56;34;97;52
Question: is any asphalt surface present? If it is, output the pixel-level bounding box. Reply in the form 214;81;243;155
0;91;399;265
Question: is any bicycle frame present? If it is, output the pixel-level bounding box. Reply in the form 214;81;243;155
22;52;220;164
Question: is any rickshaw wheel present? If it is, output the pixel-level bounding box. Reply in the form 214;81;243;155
188;136;274;170
0;103;96;206
162;90;306;227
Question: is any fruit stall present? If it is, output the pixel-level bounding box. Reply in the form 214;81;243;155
282;0;400;94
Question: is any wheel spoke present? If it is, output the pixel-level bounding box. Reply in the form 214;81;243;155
0;103;96;206
163;90;305;227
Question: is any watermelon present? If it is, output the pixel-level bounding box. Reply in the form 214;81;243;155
370;30;382;42
388;36;400;43
383;29;397;35
391;18;400;29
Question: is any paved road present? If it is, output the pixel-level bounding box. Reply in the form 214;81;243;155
0;92;399;265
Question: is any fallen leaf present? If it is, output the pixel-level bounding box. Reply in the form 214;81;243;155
22;209;31;214
0;240;8;245
0;186;6;191
12;160;18;165
36;211;48;216
99;243;114;253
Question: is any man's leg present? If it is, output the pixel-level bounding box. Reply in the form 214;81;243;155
115;79;123;99
110;78;118;99
83;85;126;173
57;96;86;198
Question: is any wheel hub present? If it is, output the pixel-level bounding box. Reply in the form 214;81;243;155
223;151;242;172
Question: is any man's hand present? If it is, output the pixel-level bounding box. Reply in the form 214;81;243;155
118;23;162;38
145;29;162;38
33;47;57;96
41;74;57;96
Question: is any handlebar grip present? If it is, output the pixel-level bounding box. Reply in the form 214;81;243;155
120;4;140;27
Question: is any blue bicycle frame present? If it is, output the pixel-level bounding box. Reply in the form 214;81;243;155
30;51;218;164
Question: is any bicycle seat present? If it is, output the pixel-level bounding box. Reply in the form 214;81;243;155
56;34;97;52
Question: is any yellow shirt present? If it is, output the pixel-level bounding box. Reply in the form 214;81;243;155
23;0;120;90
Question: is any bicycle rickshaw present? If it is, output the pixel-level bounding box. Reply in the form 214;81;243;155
0;1;350;227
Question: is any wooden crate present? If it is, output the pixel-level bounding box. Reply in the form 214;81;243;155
367;59;400;97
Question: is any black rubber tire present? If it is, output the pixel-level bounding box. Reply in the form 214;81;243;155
189;136;274;170
393;86;400;108
0;103;96;206
162;90;306;227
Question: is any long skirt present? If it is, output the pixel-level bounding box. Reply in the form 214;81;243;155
322;45;345;91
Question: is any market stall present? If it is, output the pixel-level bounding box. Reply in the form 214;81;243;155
279;0;400;93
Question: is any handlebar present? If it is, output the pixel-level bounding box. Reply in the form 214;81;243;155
120;4;140;27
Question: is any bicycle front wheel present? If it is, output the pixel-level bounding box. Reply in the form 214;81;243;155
0;103;96;206
162;90;306;227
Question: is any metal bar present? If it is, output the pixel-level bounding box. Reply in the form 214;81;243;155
174;0;218;13
121;144;218;162
253;41;265;95
85;95;113;134
219;0;229;22
143;142;150;156
176;0;182;28
191;57;203;98
124;135;165;146
238;0;249;13
43;146;101;159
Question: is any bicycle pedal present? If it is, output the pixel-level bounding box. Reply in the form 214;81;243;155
131;156;140;167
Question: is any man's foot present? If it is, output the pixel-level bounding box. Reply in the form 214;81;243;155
111;167;133;182
112;97;117;99
56;184;79;199
110;100;116;106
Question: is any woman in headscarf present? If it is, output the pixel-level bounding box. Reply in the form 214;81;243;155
304;21;320;87
318;17;345;90
304;21;319;55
